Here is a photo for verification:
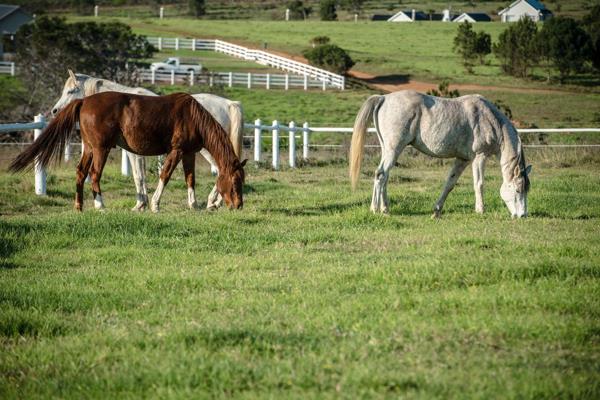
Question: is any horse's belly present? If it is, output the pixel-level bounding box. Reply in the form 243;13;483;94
116;133;168;156
413;130;473;159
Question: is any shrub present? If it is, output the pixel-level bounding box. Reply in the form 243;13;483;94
319;0;337;21
453;21;491;73
493;17;539;78
287;1;312;20
310;36;330;47
303;44;355;75
426;80;460;98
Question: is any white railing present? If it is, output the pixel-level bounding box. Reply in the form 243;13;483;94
1;117;598;194
139;69;329;90
0;61;15;76
146;37;345;90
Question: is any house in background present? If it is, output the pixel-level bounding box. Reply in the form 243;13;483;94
0;4;33;58
388;9;428;22
371;14;393;21
453;13;492;23
498;0;553;22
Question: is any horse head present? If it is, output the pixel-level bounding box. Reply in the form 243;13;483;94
500;142;532;218
51;70;103;116
217;159;247;210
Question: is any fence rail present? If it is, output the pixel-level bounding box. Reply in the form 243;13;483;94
1;116;598;195
146;37;345;90
138;69;329;90
0;61;15;76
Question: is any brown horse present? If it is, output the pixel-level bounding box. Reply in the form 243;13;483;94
10;92;246;212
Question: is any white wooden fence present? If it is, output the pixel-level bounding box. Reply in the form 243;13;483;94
0;61;15;76
146;37;345;90
1;116;599;195
139;69;330;90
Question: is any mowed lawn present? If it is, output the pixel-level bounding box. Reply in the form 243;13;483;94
1;150;599;398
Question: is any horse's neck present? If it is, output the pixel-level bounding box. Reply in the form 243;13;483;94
499;126;521;182
199;116;237;174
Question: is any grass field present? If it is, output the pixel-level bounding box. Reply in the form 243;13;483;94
1;149;599;398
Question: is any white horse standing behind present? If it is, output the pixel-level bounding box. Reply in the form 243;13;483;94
350;90;531;218
51;70;243;212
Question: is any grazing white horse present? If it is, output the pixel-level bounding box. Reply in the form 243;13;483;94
350;90;531;218
51;70;243;212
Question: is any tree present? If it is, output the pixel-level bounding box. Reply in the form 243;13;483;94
319;0;337;21
13;16;155;120
493;17;539;78
538;17;592;82
340;0;365;13
188;0;206;17
287;1;312;20
453;22;491;73
303;44;355;74
582;5;600;72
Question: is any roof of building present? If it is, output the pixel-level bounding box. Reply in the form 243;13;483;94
0;4;20;20
389;10;428;21
371;14;393;21
499;0;553;15
455;12;492;22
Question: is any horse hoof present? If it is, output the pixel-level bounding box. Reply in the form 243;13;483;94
75;203;83;212
206;205;218;212
431;211;441;219
189;202;198;210
131;203;147;212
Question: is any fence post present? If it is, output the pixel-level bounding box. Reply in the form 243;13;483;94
94;5;98;17
151;69;156;84
247;73;252;89
158;37;162;51
209;73;213;87
33;114;46;195
121;150;130;176
170;70;175;85
228;72;233;87
190;70;194;86
159;7;164;19
285;74;289;90
192;38;196;51
254;119;261;162
289;121;296;168
303;74;308;91
322;79;326;91
303;122;309;160
272;120;279;170
10;62;15;76
266;73;270;90
341;76;345;91
175;38;179;50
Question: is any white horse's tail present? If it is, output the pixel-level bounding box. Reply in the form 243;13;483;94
350;95;384;189
228;101;243;159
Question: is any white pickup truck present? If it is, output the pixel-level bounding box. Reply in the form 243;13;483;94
150;57;203;73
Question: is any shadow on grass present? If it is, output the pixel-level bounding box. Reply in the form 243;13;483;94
267;200;367;216
362;74;411;85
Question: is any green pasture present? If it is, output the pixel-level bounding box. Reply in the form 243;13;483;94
1;149;599;398
71;16;600;90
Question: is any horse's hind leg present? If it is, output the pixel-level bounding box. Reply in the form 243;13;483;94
75;147;93;211
432;158;469;218
371;147;402;214
151;149;183;213
128;152;148;212
89;148;110;211
472;154;486;214
181;153;198;210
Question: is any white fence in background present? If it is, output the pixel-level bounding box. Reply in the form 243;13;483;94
139;69;330;90
0;61;15;76
146;37;345;90
1;116;599;195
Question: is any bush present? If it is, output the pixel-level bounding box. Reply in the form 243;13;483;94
319;0;337;21
310;36;330;47
303;44;355;75
188;0;206;17
287;1;312;20
582;5;600;72
426;80;460;98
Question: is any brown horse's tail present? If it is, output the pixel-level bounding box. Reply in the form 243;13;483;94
350;95;384;190
228;101;243;159
9;99;83;173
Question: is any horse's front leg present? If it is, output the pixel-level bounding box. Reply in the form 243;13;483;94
127;151;149;212
432;158;469;218
151;149;183;213
200;149;223;210
182;153;197;210
472;154;486;214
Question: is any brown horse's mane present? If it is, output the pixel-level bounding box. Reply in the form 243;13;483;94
181;94;243;178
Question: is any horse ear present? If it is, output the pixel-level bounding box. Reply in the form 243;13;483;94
240;159;247;168
525;164;532;175
68;69;76;82
95;80;104;91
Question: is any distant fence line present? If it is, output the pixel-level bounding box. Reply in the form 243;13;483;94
0;61;15;76
145;37;345;90
139;69;331;90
